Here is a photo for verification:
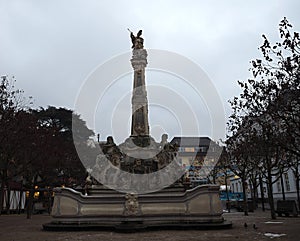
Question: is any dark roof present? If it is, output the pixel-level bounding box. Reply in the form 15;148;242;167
170;136;215;147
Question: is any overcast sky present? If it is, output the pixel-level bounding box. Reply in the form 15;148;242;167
1;0;299;143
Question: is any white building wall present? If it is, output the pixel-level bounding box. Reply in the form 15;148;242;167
229;167;299;202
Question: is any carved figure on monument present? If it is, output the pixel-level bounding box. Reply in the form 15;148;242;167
124;193;139;215
156;134;180;170
133;159;146;174
102;136;116;154
111;153;121;168
159;134;178;154
128;29;144;49
101;136;122;161
134;123;145;135
160;134;168;149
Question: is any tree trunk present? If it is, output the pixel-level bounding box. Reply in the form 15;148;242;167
212;174;216;184
0;178;5;215
18;186;24;214
259;174;265;211
252;181;258;211
225;176;231;213
26;182;35;219
5;184;10;214
280;170;286;200
294;169;300;211
267;169;276;219
249;181;256;210
242;177;248;216
0;171;8;215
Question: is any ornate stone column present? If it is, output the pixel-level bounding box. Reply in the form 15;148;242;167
130;48;150;137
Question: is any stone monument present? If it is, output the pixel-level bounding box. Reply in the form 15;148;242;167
43;30;231;231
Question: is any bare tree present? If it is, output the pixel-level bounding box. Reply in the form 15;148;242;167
227;17;299;219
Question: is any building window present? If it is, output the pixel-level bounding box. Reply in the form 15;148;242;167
185;147;195;152
199;147;208;152
294;174;298;187
284;173;291;191
178;147;183;152
277;181;281;192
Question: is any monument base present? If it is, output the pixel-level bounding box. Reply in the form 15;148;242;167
43;184;232;232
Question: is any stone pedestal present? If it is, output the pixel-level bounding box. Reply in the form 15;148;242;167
43;185;232;231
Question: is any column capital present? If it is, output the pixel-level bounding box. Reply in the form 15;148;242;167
131;49;148;71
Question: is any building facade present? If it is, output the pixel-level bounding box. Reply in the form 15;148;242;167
170;137;223;185
229;167;300;205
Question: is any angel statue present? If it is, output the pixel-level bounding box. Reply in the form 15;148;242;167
128;29;144;49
